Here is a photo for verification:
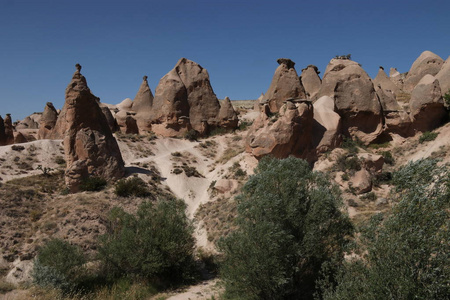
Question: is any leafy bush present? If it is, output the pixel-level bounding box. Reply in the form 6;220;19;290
80;176;107;192
32;239;85;292
114;177;150;198
443;89;450;107
320;159;450;299
381;151;394;165
219;157;353;300
419;131;438;143
183;129;198;141
336;155;361;172
98;199;196;284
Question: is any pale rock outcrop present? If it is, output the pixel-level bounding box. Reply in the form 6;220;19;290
218;97;239;129
312;96;342;153
435;56;450;96
5;259;33;285
16;113;41;130
357;153;384;174
351;169;372;194
38;102;59;139
262;58;306;113
246;99;314;160
375;85;401;111
409;74;446;132
133;76;154;132
300;65;322;100
389;67;405;90
116;98;134;111
373;66;400;96
115;110;139;134
151;58;221;136
61;64;125;192
317;58;383;144
4;114;14;145
403;51;444;93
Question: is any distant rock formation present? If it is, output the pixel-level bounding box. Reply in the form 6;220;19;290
100;106;120;133
0;116;6;146
403;51;444;93
151;58;224;136
218;97;239;129
133;76;154;133
38;102;58;139
16;113;41;130
317;58;383;144
373;66;400;96
246;99;314;160
300;65;322;100
4;114;14;145
389;67;405;91
14;132;28;144
61;64;125;192
436;56;450;96
262;58;306;113
409;75;446;132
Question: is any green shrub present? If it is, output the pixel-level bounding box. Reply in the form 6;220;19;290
419;131;438;143
443;89;450;107
320;159;450;299
80;176;107;192
183;129;198;141
98;199;196;284
32;239;85;292
341;137;364;154
381;151;394;165
238;120;253;131
336;155;361;172
114;177;150;198
219;157;353;300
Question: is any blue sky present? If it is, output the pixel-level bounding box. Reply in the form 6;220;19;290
1;0;449;120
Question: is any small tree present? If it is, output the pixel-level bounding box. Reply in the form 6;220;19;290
219;157;353;300
98;198;196;284
320;159;450;299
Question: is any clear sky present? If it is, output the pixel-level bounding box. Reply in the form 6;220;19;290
1;0;449;121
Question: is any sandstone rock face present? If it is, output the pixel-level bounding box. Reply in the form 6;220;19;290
0;116;6;146
403;51;444;93
435;56;450;96
312;96;342;153
61;64;125;192
409;74;446;132
373;67;400;96
375;85;401;111
38;102;59;139
16;113;41;130
262;58;306;113
101;106;120;133
218;97;239;129
351;169;372;194
4;114;14;145
151;58;221;136
357;153;384;174
116;98;134;111
133;76;154;132
14;132;28;144
300;65;322;100
317;58;383;143
115;110;139;134
389;67;406;90
246;100;314;160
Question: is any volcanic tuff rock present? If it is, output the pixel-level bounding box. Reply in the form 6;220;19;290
61;64;125;192
262;58;306;113
151;58;222;136
37;102;58;139
218;97;239;129
317;58;383;144
246;99;314;160
0;116;6;146
403;51;444;93
16;113;41;130
389;67;405;90
133;76;154;133
300;65;322;100
312;96;342;153
409;74;446;132
101;106;120;133
373;67;400;96
4;114;14;145
435;56;450;96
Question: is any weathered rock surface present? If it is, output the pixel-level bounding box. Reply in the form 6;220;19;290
409;74;446;132
435;56;450;96
389;67;406;90
312;96;342;153
151;58;221;136
61;64;125;192
373;66;400;96
403;51;444;93
300;65;322;100
0;116;6;146
262;58;306;113
38;102;59;139
246;100;314;160
116;98;134;111
4;114;14;145
101;106;120;133
115;110;139;134
357;153;384;173
218;97;239;129
16;113;41;130
375;85;401;111
351;168;372;194
133;76;154;132
14;132;28;144
317;58;383;143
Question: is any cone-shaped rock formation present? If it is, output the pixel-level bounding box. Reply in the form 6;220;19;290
218;97;239;129
4;114;14;145
403;51;444;93
300;65;322;100
38;102;58;139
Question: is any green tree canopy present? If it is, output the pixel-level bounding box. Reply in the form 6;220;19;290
219;157;353;300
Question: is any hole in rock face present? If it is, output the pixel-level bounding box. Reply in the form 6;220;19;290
72;82;77;88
